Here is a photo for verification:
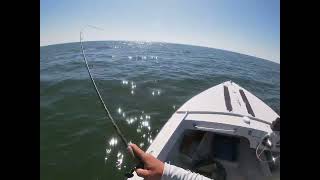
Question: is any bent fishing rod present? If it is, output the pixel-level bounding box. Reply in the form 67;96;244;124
80;26;143;177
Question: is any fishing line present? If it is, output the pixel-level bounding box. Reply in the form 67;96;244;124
79;25;131;150
79;26;144;178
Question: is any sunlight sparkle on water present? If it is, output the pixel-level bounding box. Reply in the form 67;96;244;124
148;137;153;144
126;117;136;125
131;81;136;89
152;89;161;96
141;121;149;127
122;80;129;85
117;107;122;114
106;148;111;154
116;152;124;170
109;137;118;147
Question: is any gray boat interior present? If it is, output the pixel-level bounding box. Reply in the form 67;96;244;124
165;130;280;180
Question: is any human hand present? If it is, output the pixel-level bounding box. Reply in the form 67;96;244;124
129;143;164;180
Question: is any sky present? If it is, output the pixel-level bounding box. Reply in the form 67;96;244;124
40;0;280;63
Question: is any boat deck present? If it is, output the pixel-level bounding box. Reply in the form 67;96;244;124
166;130;275;180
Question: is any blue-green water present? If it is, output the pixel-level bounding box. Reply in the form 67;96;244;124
40;41;279;180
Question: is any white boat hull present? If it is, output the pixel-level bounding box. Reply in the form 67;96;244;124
129;81;280;180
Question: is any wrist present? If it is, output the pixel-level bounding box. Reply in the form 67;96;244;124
160;162;165;175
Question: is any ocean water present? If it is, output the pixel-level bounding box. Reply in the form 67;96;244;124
40;41;280;180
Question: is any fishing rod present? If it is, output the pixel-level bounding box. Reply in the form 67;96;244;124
79;26;143;178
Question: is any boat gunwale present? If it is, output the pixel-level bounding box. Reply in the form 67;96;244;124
176;110;274;125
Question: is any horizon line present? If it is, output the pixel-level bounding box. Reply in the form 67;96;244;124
40;39;280;64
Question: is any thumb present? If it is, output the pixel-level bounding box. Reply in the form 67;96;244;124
136;168;151;178
129;143;146;161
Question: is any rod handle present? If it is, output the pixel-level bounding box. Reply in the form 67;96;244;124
125;161;144;178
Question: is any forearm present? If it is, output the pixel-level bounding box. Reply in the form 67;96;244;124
161;163;212;180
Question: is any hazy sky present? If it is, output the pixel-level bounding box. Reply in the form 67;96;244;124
40;0;280;63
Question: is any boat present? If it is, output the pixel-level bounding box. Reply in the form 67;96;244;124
129;81;280;180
